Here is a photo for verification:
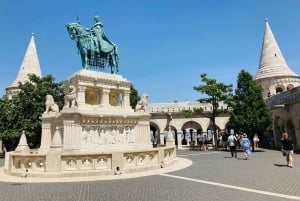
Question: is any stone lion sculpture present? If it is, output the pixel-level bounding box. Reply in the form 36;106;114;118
45;95;59;113
135;94;148;112
65;85;78;108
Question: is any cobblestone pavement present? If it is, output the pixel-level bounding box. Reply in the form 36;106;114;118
0;149;299;201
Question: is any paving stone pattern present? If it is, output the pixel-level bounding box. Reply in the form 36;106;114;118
0;149;299;201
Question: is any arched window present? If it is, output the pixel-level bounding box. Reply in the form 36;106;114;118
287;84;294;90
276;87;283;94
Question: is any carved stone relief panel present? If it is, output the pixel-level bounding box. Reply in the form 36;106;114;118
124;154;136;167
64;158;77;170
85;88;99;105
109;91;119;106
80;125;136;148
95;155;111;169
81;157;93;169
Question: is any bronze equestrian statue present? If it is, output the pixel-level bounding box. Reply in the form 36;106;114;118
66;15;119;74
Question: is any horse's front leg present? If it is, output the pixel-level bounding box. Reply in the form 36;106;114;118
81;52;88;69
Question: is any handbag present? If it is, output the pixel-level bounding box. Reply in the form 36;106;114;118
282;150;287;157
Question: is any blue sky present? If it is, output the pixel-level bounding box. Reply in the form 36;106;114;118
1;0;300;103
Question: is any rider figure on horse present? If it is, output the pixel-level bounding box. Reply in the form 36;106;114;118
90;15;115;53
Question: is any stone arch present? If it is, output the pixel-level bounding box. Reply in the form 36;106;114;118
181;121;202;145
202;120;221;144
150;122;160;144
223;122;233;134
287;84;294;90
286;119;297;146
275;85;284;94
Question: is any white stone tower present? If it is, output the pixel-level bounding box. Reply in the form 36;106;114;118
6;33;42;99
255;19;300;98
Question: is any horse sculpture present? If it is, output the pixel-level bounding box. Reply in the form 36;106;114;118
66;22;119;74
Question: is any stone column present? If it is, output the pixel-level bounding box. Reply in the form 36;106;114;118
40;122;52;149
102;88;110;107
195;135;198;146
177;131;182;150
63;119;81;150
160;132;165;145
77;86;86;107
182;129;187;145
135;115;152;147
123;90;131;109
40;114;56;149
46;128;63;173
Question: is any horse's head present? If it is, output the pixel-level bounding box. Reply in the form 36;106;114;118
66;22;87;40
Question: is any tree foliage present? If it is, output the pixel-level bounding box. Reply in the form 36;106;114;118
180;108;204;118
0;74;64;150
180;109;194;118
228;70;272;138
130;84;139;109
193;73;233;132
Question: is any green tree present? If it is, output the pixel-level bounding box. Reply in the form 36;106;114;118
228;70;272;150
193;73;233;144
130;84;139;109
0;74;64;151
180;108;204;118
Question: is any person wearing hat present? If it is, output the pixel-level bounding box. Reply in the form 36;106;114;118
241;133;251;160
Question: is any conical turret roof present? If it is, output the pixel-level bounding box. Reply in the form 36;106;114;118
255;19;298;80
7;33;42;89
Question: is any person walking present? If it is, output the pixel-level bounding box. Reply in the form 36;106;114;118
198;134;203;150
222;132;228;151
281;132;294;168
241;133;251;160
227;133;237;158
253;134;260;148
203;134;208;151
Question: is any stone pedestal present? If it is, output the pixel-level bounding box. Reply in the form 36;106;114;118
4;69;176;178
46;149;62;172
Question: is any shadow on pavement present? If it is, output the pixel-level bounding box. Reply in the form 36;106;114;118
274;163;288;167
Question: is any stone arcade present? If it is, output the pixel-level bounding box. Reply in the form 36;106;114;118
4;69;176;177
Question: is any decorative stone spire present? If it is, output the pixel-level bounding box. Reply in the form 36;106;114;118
15;131;30;152
255;19;298;80
50;127;63;149
6;33;42;99
166;126;175;145
255;19;300;98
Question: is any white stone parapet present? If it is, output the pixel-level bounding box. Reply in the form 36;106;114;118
266;86;300;107
148;101;228;113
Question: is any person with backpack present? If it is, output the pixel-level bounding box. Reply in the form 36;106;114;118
281;132;294;168
241;133;251;160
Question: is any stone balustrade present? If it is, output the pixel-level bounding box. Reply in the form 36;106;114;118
148;101;228;113
6;147;176;177
266;86;300;107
